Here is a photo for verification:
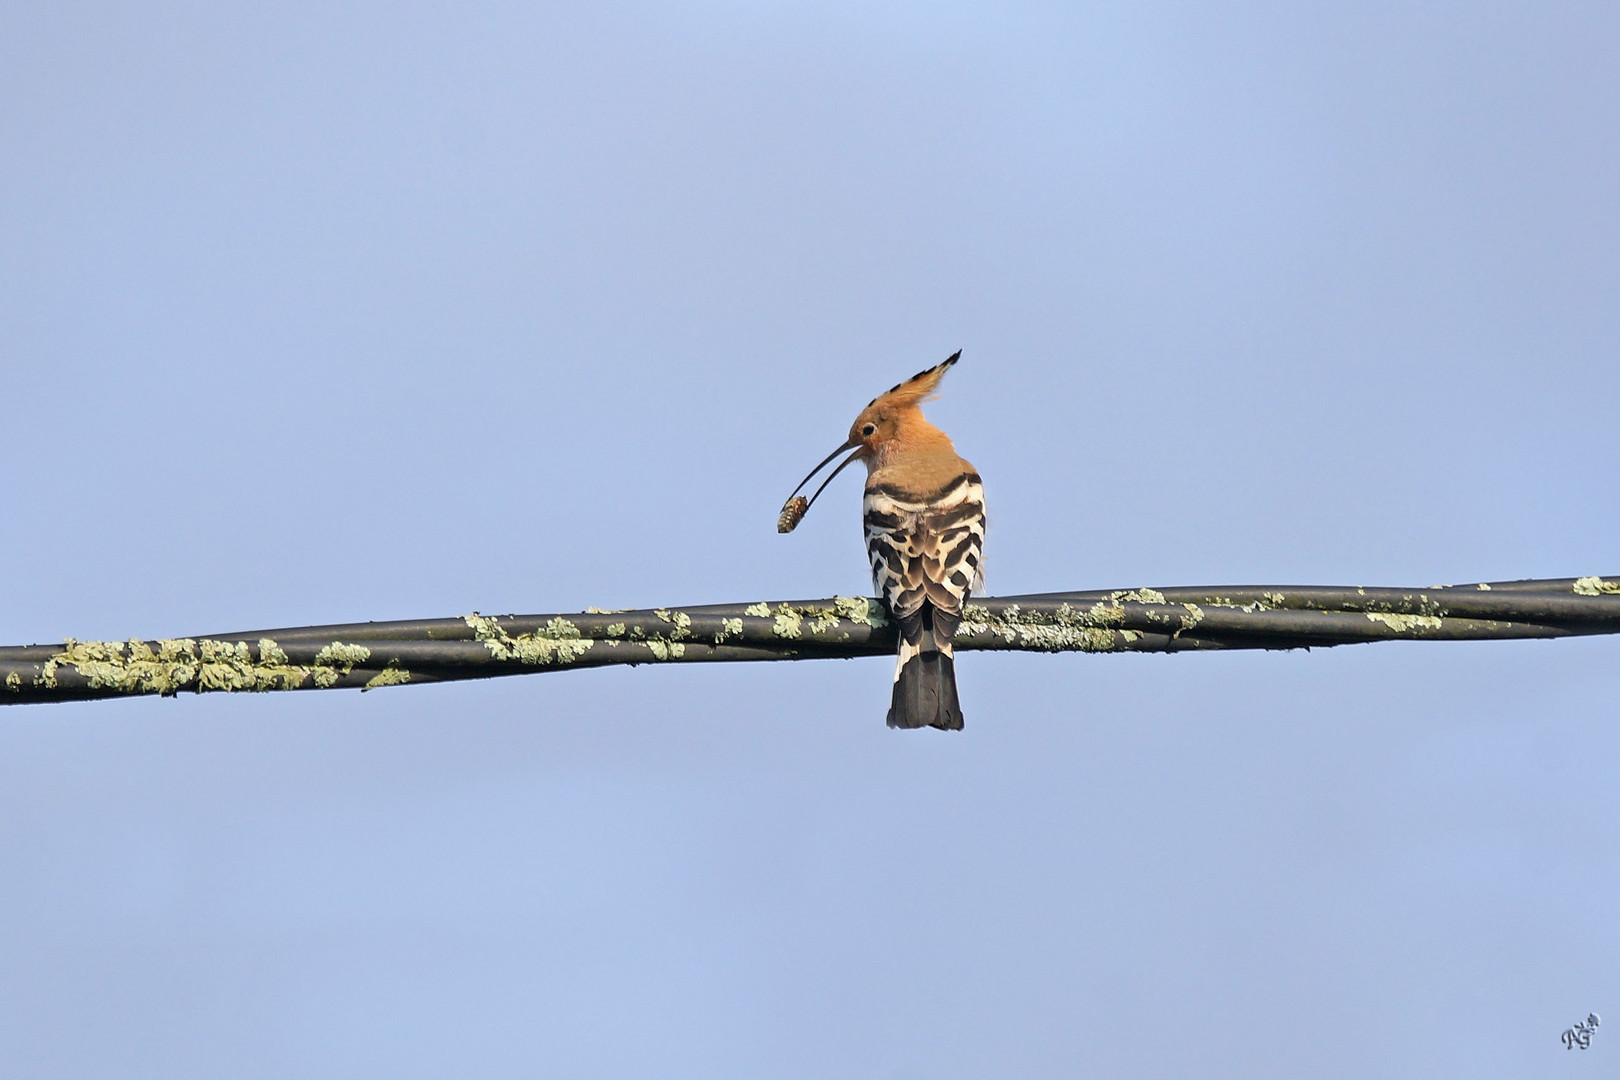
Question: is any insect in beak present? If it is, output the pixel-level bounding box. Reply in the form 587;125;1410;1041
777;441;862;533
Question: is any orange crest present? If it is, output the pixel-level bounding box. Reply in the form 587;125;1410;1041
864;350;961;412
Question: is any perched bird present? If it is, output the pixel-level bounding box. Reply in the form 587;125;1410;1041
778;351;985;730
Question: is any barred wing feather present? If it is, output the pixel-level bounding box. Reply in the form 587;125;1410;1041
863;471;986;617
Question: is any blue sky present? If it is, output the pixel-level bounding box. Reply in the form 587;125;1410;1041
3;1;1619;1076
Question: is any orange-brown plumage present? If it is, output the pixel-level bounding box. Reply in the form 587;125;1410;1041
845;352;963;470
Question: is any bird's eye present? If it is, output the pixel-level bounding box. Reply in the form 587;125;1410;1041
861;423;877;436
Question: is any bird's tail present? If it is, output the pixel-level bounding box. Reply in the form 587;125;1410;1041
887;604;963;731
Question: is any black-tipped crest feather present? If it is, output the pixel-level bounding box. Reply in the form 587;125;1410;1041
867;350;961;406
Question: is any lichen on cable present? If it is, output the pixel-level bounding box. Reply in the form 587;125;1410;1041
772;607;803;639
1364;612;1444;633
834;596;888;626
653;609;693;638
465;613;594;665
34;635;350;695
363;668;412;689
960;601;1124;653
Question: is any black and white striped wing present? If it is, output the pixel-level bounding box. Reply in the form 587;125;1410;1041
863;471;986;620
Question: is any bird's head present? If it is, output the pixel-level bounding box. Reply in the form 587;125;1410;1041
777;351;961;533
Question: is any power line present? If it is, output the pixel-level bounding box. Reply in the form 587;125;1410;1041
3;576;1617;705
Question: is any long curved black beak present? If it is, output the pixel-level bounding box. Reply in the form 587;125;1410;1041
780;440;863;530
786;440;856;502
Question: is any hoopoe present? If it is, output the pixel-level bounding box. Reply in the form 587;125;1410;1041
778;351;985;730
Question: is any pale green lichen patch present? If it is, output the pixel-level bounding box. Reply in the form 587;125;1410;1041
464;613;594;666
833;596;888;627
749;599;889;640
196;638;310;692
315;642;371;669
1365;612;1444;633
311;642;370;687
647;609;699;654
716;617;744;643
1364;594;1442;618
4;671;18;691
960;602;1126;652
364;667;412;689
961;602;1019;641
50;637;201;695
959;593;1216;651
41;635;328;695
806;609;843;635
1573;576;1620;596
1080;600;1126;629
1066;595;1202;635
605;623;627;638
654;610;693;639
1477;583;1492;591
1202;597;1266;614
1262;592;1286;605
